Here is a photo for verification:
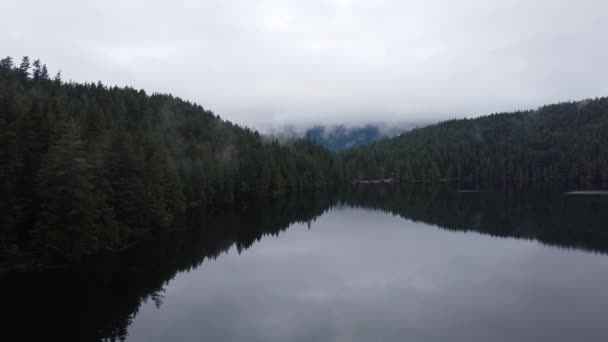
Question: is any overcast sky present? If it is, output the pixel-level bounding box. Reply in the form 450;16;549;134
2;0;608;130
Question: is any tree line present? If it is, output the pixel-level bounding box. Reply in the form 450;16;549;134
339;98;608;188
0;56;338;260
2;55;608;263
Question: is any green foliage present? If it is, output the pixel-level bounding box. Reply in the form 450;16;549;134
340;100;608;188
3;54;606;262
34;120;118;258
0;56;336;260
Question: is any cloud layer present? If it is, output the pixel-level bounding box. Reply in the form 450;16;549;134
3;0;608;129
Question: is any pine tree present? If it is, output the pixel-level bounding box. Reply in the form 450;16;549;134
105;132;147;230
40;64;50;80
53;70;62;84
34;120;114;258
32;59;42;80
18;56;30;78
0;56;13;70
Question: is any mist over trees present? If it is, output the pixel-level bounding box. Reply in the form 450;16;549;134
339;99;608;188
2;55;608;264
0;56;337;261
303;124;405;151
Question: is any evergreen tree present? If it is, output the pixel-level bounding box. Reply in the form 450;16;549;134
105;132;147;230
18;56;30;78
40;64;49;80
0;56;13;69
34;120;115;258
53;70;62;84
32;59;42;80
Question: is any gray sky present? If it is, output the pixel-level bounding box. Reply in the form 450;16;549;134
2;0;608;130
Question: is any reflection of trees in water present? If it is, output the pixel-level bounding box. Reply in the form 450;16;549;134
2;186;607;341
342;184;608;254
1;192;338;342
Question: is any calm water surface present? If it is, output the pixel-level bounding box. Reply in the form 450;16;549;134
3;187;608;341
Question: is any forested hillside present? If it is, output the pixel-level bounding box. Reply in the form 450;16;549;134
0;56;337;260
2;54;608;265
339;98;608;187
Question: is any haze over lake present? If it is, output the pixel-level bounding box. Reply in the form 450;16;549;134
3;186;608;341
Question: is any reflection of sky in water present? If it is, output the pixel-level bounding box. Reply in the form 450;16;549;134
127;207;608;342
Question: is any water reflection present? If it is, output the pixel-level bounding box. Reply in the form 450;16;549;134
2;186;608;341
342;185;608;253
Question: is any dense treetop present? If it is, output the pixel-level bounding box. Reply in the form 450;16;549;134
0;56;337;260
339;98;608;188
2;54;607;264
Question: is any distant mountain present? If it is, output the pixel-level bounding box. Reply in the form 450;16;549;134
299;124;411;151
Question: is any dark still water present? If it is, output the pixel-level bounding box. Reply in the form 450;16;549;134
3;186;608;341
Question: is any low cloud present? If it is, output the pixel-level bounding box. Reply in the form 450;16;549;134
3;0;608;129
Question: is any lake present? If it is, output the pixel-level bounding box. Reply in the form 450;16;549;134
2;185;608;341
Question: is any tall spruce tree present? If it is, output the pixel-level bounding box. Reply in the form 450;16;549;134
34;120;116;258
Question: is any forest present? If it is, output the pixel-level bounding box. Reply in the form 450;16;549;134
0;56;337;262
339;98;608;188
1;55;608;264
